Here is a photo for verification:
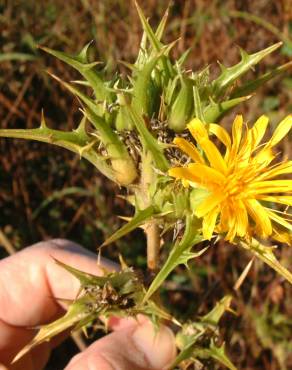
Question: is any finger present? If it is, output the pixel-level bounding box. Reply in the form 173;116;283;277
0;239;116;367
107;314;148;332
0;239;115;327
65;320;176;370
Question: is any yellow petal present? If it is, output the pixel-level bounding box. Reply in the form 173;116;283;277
173;137;205;164
169;167;197;182
225;215;237;242
255;161;292;181
238;115;269;163
250;115;269;148
169;165;224;188
235;200;249;237
254;115;292;166
209;123;231;150
187;118;208;142
269;115;292;147
195;191;226;218
245;198;273;236
188;163;226;185
231;115;243;152
182;179;190;188
217;204;230;232
202;139;228;173
272;228;292;245
265;209;292;232
253;147;275;167
202;207;219;240
248;180;292;194
187;118;227;173
257;195;292;207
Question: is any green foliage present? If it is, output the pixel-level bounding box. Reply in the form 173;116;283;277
1;2;291;368
144;215;206;302
249;304;292;370
240;239;292;284
173;296;236;369
40;44;111;103
100;206;156;247
13;259;173;363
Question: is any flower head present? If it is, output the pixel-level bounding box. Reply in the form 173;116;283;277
169;115;292;243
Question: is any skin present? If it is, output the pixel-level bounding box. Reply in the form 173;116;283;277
0;239;176;370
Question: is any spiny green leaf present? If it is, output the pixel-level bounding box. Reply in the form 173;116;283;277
173;295;235;369
134;1;162;53
177;48;192;68
168;76;194;132
13;265;146;363
240;239;292;284
204;95;252;123
212;42;282;97
132;55;161;117
75;41;94;63
13;296;93;364
193;84;204;121
40;45;110;101
54;259;110;286
135;30;148;68
126;105;169;171
115;93;134;130
134;1;174;79
49;72;105;118
171;335;200;369
100;205;156;247
83;107;137;185
201;295;233;325
231;61;292;98
143;299;178;324
154;5;169;43
192;341;237;370
144;215;205;301
164;74;180;107
0;126;116;182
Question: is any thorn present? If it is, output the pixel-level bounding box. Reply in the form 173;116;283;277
118;254;129;270
117;215;132;222
78;139;99;158
74;116;87;134
217;61;227;72
238;46;249;60
47;70;62;82
233;257;255;291
40;109;47;128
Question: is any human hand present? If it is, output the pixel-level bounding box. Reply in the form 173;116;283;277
0;239;176;370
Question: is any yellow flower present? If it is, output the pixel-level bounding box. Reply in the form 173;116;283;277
169;115;292;243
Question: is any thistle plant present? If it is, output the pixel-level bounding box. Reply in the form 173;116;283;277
1;3;291;369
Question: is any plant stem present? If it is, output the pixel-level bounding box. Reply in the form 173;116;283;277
146;220;160;271
140;151;160;271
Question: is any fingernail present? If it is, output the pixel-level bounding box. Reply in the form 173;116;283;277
132;321;176;369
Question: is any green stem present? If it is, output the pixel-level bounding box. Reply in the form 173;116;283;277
140;151;160;271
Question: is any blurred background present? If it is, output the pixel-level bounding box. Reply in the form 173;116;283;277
0;0;292;369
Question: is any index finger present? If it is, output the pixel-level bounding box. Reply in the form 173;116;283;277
0;239;115;327
0;239;119;367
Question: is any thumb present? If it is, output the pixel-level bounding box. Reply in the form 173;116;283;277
65;320;176;370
